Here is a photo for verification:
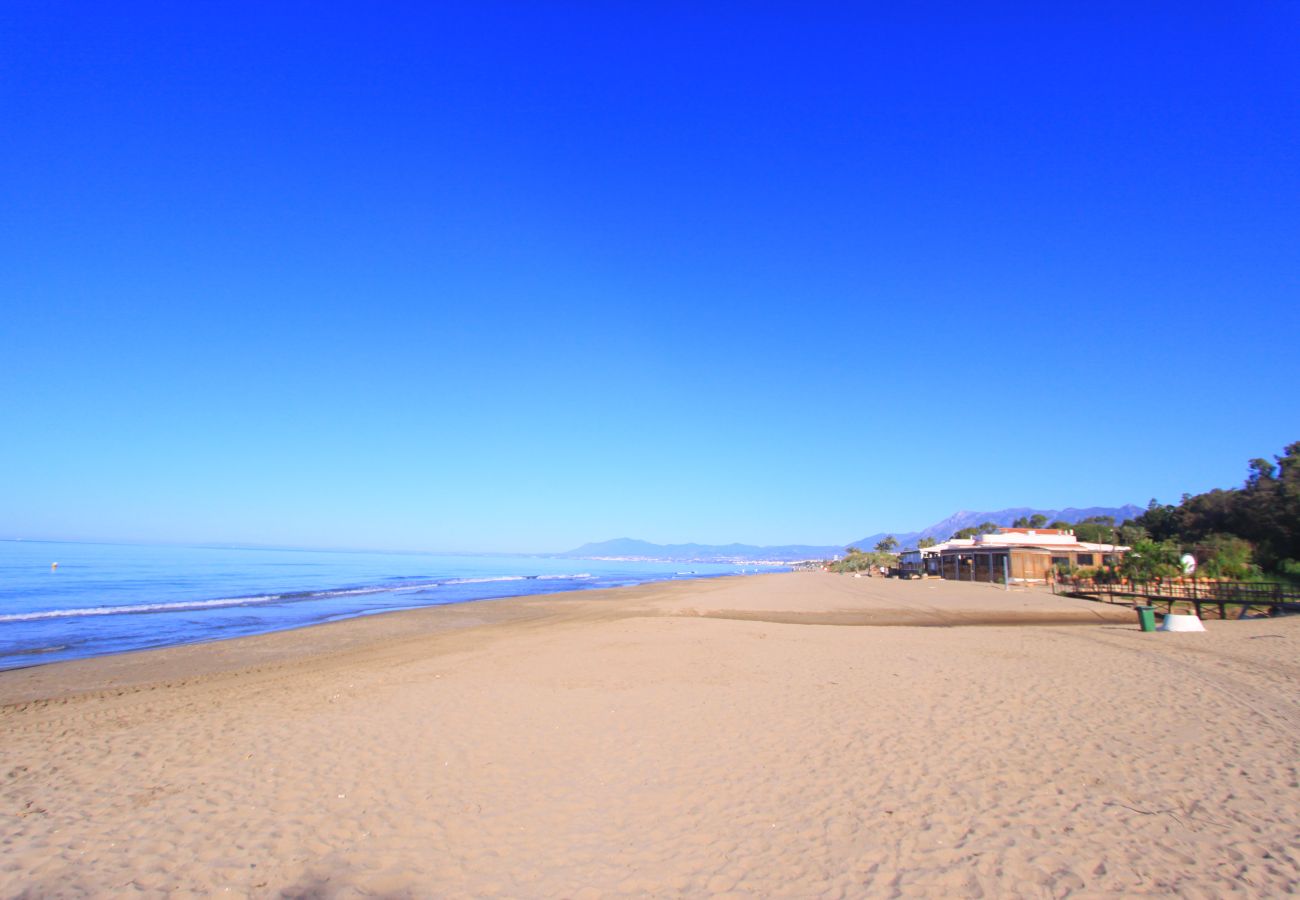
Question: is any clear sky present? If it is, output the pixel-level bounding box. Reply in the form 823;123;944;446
3;4;1297;553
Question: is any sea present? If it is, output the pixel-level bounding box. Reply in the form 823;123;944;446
0;541;777;672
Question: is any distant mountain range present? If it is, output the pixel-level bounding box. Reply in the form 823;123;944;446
560;537;841;563
560;505;1143;563
848;505;1143;553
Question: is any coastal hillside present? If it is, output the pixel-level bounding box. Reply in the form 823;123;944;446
563;504;1142;562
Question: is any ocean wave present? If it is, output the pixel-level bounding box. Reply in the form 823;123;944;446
442;574;593;585
0;595;287;622
0;573;603;624
0;583;418;623
5;643;71;656
441;576;528;585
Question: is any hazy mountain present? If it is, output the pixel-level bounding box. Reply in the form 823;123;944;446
561;505;1143;563
851;505;1143;550
559;537;841;563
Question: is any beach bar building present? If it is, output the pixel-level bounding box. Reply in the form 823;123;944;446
898;539;973;576
935;528;1125;585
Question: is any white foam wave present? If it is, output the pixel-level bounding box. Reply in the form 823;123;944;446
442;576;528;585
0;594;285;623
0;583;415;623
0;573;601;624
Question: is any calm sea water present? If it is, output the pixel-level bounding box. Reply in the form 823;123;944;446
0;541;774;671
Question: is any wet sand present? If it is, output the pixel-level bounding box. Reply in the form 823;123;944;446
3;572;1298;896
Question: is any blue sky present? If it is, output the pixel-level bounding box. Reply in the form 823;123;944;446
3;4;1297;553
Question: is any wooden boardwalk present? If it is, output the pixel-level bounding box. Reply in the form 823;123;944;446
1056;578;1300;620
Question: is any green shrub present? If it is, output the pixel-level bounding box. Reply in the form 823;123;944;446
1195;534;1256;580
1120;539;1182;581
1274;559;1300;588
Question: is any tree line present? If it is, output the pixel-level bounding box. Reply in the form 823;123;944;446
1119;440;1299;582
946;514;1140;543
830;536;900;573
830;441;1298;582
940;442;1299;582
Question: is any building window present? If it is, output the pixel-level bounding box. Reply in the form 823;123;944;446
1051;556;1069;567
1076;553;1094;566
1103;554;1117;566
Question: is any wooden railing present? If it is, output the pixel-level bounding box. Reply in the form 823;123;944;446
1055;577;1300;619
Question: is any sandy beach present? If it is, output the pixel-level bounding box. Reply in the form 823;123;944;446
3;571;1299;897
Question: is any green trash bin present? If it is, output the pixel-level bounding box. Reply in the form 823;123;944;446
1136;605;1157;632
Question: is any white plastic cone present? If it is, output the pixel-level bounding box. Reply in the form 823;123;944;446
1159;613;1206;633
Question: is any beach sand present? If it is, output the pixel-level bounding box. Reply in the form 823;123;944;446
3;572;1299;897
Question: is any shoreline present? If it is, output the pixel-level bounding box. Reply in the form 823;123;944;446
0;539;755;674
5;571;1298;896
0;576;716;706
0;533;759;676
1;572;1129;706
